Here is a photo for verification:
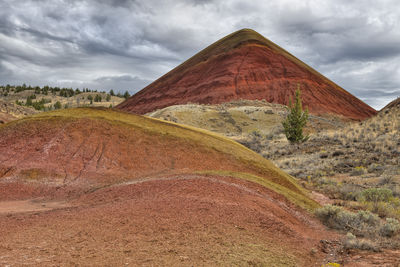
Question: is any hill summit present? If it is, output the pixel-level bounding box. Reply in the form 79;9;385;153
117;29;376;120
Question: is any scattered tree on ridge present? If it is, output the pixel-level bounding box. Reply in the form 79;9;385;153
94;94;102;102
87;95;93;104
53;101;62;110
282;85;309;143
123;91;131;99
26;96;33;106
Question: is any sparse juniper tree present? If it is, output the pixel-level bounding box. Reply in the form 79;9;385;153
282;86;309;143
87;95;93;104
53;101;62;110
123;91;131;99
26;96;33;106
94;94;102;102
109;89;115;96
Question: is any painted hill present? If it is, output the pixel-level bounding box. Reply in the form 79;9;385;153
116;28;376;120
0;108;340;266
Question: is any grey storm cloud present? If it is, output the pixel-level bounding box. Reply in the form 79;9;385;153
0;0;399;109
93;74;150;92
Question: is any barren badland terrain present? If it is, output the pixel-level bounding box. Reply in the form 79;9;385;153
0;29;399;266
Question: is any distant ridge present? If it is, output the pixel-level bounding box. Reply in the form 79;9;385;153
117;29;376;120
381;97;400;111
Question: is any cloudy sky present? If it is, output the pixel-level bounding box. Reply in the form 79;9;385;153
1;0;399;109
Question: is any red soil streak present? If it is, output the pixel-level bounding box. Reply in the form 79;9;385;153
117;30;376;120
0;176;338;266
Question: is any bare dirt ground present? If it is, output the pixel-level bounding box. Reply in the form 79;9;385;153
344;249;400;266
311;191;334;206
0;175;340;266
0;199;70;214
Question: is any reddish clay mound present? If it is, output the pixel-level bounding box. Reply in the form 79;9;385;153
0;108;344;265
0;175;339;266
116;29;376;120
0;108;307;196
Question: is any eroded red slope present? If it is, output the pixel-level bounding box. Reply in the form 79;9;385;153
0;108;340;265
0;108;305;196
117;29;376;120
0;176;339;266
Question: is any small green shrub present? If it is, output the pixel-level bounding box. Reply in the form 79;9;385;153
350;166;367;176
380;218;400;237
344;232;379;251
357;188;400;218
356;210;381;226
316;205;342;226
338;184;362;201
316;205;380;237
364;200;400;218
378;175;395;186
367;163;384;174
359;188;393;203
53;101;62;110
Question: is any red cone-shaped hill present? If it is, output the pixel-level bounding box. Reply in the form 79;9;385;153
116;29;376;120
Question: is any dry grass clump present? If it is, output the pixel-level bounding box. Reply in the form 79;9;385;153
316;205;400;250
344;232;378;251
350;166;367;176
328;107;399;155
